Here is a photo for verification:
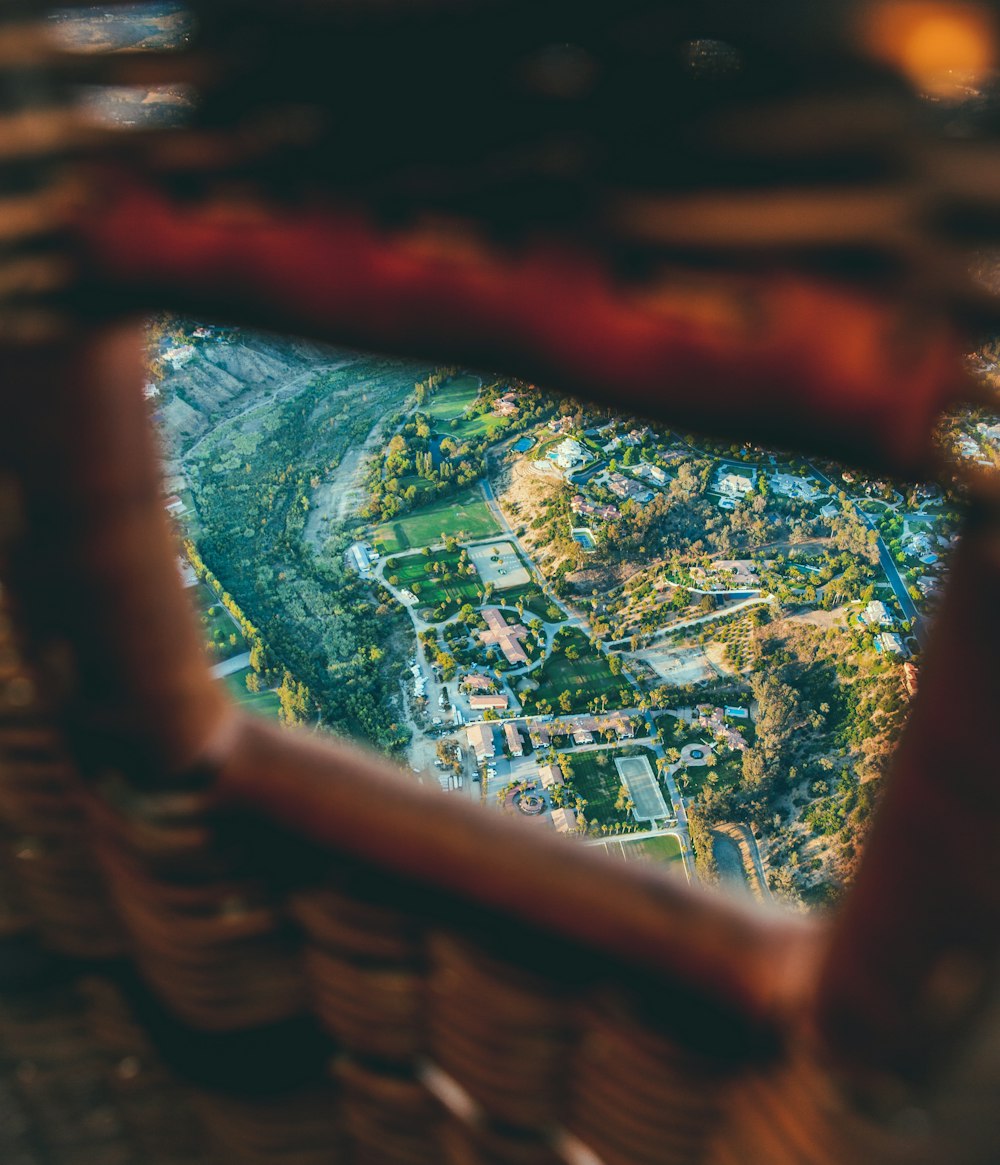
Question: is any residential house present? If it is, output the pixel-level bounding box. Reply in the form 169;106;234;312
493;392;519;417
552;438;587;471
770;473;821;501
716;471;754;498
862;600;893;628
550;807;579;833
503;721;524;756
529;724;551;749
604;712;635;739
711;560;759;587
161;345;194;369
695;705;747;752
607;472;653;504
470;693;509;711
462;673;494;692
479;607;530;666
571;495;619;521
467;723;496;761
538;764;563;788
877;632;907;657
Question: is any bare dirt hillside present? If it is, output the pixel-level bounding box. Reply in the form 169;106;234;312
156;334;344;455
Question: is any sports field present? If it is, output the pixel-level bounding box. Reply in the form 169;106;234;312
615;755;670;822
372;485;500;553
597;833;684;869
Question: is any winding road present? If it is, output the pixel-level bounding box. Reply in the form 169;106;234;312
807;464;926;647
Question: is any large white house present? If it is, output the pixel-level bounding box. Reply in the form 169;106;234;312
552;438;587;471
717;471;754;498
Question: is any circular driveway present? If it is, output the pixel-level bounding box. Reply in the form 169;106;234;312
681;743;714;766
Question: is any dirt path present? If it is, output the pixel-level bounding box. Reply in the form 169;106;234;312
303;415;388;548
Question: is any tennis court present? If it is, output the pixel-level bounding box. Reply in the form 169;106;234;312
614;755;670;822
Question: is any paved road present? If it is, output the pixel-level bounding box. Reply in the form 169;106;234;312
713;823;773;901
807;464;926;647
211;650;252;679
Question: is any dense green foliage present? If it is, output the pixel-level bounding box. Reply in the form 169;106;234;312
185;356;420;750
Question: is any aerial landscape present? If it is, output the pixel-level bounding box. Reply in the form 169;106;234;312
152;318;994;909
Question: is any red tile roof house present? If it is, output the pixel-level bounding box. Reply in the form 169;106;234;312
503;721;524;756
478;607;530;666
469;693;509;711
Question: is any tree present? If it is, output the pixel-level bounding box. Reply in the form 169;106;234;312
559;690;573;713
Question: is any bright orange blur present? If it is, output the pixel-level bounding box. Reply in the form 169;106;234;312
860;0;997;97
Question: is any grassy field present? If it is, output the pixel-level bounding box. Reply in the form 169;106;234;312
223;667;282;718
674;748;742;799
521;627;626;713
564;746;660;828
426;375;480;422
502;584;565;623
386;549;483;618
373;485;500;553
451;410;508;440
426;376;509;440
598;833;684;868
192;584;246;664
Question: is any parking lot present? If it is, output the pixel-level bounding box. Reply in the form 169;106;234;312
467;541;531;590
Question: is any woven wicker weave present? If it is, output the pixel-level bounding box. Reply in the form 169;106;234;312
0;2;997;1162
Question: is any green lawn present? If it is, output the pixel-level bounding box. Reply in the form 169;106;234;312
222;667;282;719
373;484;500;553
449;410;508;441
596;832;684;868
653;713;682;746
386;549;483;618
563;746;660;829
632;834;683;864
426;375;480;422
521;627;626;714
502;584;565;623
192;584;246;664
426;375;512;440
673;748;742;800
